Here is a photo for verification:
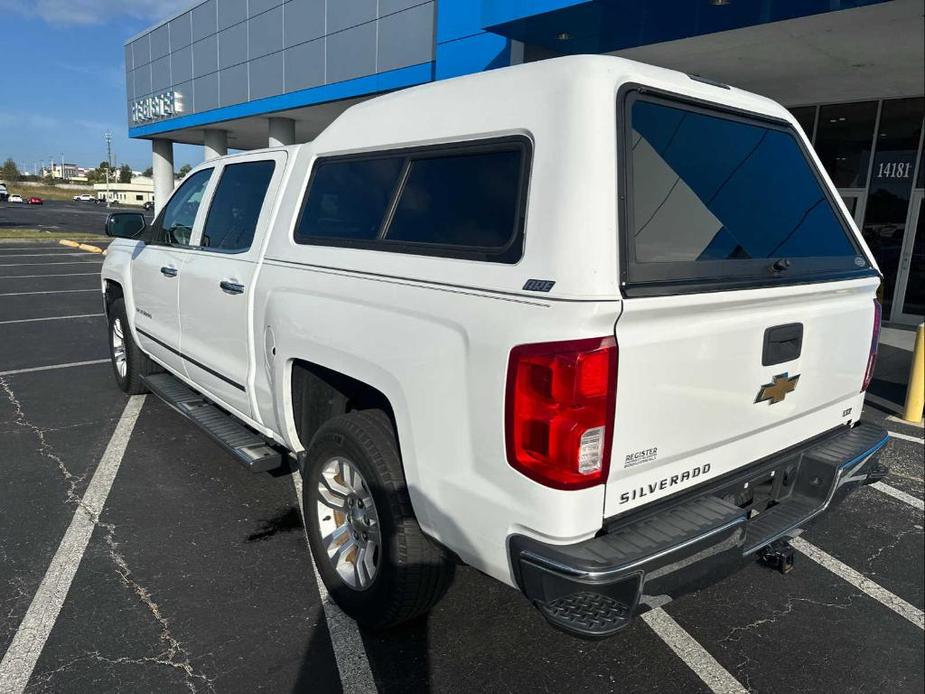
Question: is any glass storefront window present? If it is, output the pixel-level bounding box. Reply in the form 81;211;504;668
862;97;925;314
789;106;817;141
917;146;925;188
815;101;878;188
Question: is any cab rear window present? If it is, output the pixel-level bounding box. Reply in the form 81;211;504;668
621;93;873;294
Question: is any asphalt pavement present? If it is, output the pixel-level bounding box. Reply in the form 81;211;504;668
0;199;153;235
0;239;922;694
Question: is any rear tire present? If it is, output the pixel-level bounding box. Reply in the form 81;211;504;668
301;410;454;629
108;298;158;395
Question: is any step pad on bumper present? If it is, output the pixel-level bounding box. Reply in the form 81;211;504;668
511;495;746;638
141;372;284;472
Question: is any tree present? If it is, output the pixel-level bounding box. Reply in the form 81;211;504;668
142;166;153;177
118;164;132;184
1;158;21;182
176;163;192;179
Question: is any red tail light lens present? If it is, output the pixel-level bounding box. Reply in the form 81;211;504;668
862;299;882;392
505;336;617;490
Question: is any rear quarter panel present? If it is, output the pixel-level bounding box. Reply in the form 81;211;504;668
253;261;621;586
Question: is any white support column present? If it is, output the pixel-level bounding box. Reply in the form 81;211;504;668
268;117;295;147
152;139;174;217
203;129;228;160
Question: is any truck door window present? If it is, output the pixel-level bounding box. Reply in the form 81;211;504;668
200;160;276;252
149;168;212;246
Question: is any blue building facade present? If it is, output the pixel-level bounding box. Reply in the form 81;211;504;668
126;0;923;324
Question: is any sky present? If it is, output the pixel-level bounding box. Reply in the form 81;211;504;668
0;0;201;173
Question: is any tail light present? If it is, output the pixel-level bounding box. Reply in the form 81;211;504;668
505;336;617;490
861;299;882;392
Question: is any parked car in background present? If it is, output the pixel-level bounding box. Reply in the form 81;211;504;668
73;194;81;201
27;196;43;205
0;183;8;201
78;193;94;202
100;55;889;639
142;200;154;211
8;194;23;203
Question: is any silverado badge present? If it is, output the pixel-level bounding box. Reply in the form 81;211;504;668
755;373;800;405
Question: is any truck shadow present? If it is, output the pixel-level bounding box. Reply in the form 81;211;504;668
290;482;502;693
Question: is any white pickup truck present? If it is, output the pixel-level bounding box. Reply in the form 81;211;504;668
101;56;890;638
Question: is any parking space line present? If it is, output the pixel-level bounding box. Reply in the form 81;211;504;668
791;537;924;629
0;396;146;694
0;273;100;279
870;481;925;511
888;431;925;444
0;289;98;297
0;359;109;377
0;253;100;258
0;313;104;326
0;262;103;267
641;608;748;694
291;474;378;694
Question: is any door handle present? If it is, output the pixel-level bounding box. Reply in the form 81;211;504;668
220;279;245;295
160;266;178;277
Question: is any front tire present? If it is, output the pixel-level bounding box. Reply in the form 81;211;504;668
108;298;158;394
302;410;454;629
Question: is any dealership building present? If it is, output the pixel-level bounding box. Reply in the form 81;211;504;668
125;0;923;324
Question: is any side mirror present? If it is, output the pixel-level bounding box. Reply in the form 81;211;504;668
105;212;147;239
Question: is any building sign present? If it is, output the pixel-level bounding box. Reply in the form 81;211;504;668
131;91;181;124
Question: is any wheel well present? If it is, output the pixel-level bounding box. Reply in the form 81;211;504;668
104;280;124;317
291;360;397;451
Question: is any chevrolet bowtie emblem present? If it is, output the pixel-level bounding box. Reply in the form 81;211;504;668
755;373;800;405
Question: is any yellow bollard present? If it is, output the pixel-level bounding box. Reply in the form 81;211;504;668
902;323;925;423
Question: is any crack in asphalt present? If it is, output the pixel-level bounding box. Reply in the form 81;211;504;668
0;376;87;507
719;593;859;644
866;524;924;565
0;382;213;692
99;522;216;694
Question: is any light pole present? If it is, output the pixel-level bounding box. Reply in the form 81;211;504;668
105;131;112;208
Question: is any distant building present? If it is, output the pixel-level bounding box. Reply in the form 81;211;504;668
42;162;80;180
93;176;154;206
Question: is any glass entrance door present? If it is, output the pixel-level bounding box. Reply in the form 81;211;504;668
839;189;866;227
892;190;924;324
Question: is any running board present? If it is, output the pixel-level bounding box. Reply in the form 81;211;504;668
141;372;285;472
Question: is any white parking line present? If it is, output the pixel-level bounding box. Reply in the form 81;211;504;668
887;414;924;429
0;313;104;326
0;262;103;267
0;359;109;377
291;474;378;694
641;608;748;694
888;431;925;444
0;273;100;279
0;396;145;694
0;289;98;297
0;253;98;258
870;481;925;511
791;537;924;630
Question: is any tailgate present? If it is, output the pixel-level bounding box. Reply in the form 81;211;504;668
604;279;878;517
606;88;881;518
